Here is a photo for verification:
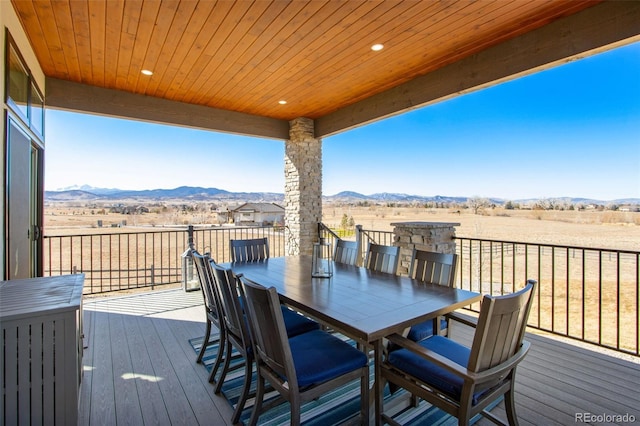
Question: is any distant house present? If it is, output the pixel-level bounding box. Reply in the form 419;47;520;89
231;203;285;226
109;205;149;215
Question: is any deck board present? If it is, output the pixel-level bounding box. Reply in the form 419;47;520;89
110;311;145;425
82;289;232;426
81;289;639;426
88;307;118;424
138;313;200;425
125;313;172;424
153;316;223;424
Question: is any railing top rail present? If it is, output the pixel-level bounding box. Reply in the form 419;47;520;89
318;222;341;240
44;229;188;238
455;236;640;256
43;225;281;239
359;228;386;243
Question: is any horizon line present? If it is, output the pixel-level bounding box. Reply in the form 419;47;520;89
44;185;640;203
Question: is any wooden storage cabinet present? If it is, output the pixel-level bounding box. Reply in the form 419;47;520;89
1;274;84;425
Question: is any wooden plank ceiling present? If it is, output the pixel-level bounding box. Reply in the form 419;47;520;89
13;0;599;122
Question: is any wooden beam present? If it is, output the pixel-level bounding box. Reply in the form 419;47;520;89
316;1;640;138
45;77;290;140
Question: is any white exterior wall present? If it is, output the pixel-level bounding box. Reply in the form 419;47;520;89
1;3;46;279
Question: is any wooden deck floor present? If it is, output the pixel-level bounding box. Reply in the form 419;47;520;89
80;288;640;426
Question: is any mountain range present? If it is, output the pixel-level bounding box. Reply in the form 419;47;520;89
44;185;640;206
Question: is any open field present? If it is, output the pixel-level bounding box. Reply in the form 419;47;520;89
323;206;640;251
45;205;640;251
44;204;640;353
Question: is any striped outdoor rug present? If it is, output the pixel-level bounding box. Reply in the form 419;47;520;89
190;335;491;425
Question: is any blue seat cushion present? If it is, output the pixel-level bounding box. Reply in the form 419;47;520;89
388;335;488;405
406;317;448;342
288;329;368;388
281;306;320;337
240;296;318;338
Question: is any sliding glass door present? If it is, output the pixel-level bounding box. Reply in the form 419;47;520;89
4;33;45;279
5;117;42;279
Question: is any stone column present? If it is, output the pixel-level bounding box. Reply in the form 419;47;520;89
284;118;322;255
391;222;460;275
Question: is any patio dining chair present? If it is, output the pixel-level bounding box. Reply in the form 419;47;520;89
333;239;359;266
209;263;255;424
230;237;269;262
209;264;320;423
365;242;400;275
238;275;370;426
190;251;226;381
405;249;458;342
381;279;537;426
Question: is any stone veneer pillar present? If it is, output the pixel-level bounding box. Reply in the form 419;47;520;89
284;118;322;255
392;222;460;276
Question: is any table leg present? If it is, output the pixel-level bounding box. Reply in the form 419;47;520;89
373;339;384;426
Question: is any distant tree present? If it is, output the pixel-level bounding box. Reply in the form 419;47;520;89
607;203;619;211
504;201;515;210
536;198;550;210
340;213;349;230
466;196;490;214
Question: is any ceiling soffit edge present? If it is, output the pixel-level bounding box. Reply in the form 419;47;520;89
45;77;290;140
315;1;640;138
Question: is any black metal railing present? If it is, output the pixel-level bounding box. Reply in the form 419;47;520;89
44;229;187;294
43;225;285;295
455;237;639;356
318;222;341;253
44;223;639;356
353;226;639;356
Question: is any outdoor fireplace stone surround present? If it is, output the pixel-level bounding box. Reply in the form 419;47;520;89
392;222;460;276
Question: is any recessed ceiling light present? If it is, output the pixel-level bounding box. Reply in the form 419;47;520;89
371;44;384;51
278;100;287;105
141;69;153;76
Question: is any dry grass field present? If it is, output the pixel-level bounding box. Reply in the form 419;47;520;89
45;204;640;250
321;206;640;251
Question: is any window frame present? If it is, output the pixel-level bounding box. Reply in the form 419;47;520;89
4;31;45;139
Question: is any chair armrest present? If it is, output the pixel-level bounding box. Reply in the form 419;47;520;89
472;340;531;385
445;312;477;328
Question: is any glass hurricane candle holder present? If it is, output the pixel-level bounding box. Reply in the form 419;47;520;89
311;238;333;278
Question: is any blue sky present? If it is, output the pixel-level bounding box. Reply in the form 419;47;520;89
45;42;639;201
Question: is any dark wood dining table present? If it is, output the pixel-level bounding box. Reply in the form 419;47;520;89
227;255;482;424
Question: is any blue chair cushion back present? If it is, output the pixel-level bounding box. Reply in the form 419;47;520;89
239;296;319;339
288;330;368;388
406;317;448;342
281;306;320;337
